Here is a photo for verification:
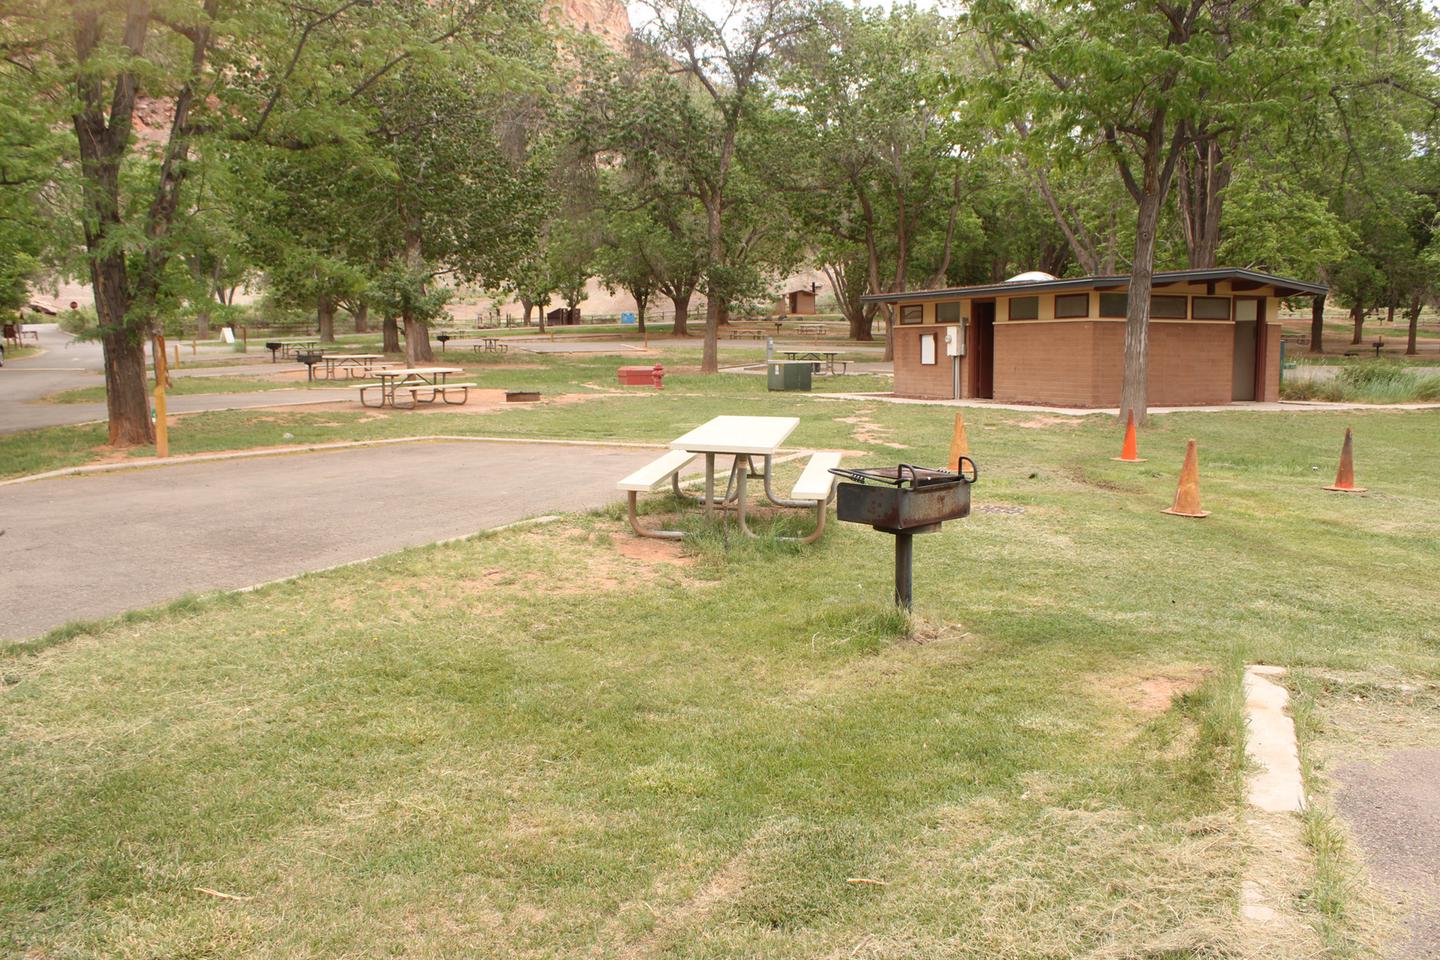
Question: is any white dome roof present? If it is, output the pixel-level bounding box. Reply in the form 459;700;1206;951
1006;271;1058;283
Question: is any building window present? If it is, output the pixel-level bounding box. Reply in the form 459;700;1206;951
1008;296;1039;321
1192;296;1231;320
1054;293;1089;319
899;304;923;325
1099;292;1128;317
936;301;962;324
1151;295;1188;319
920;333;936;365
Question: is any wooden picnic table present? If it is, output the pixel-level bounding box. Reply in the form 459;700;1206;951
472;337;508;353
358;366;466;408
317;354;388;380
274;338;319;359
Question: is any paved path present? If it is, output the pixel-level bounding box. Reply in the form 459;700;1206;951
1335;750;1440;958
0;440;656;641
1;325;351;434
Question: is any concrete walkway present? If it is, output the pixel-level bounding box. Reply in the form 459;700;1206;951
806;391;1440;416
0;439;657;641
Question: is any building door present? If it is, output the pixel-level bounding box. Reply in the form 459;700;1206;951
1232;298;1259;401
968;301;995;399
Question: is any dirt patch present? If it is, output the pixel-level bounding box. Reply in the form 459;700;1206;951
835;409;909;449
1096;667;1212;716
613;535;693;566
1015;415;1081;429
256;389;641;417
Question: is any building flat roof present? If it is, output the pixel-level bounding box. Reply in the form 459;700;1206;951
859;267;1327;304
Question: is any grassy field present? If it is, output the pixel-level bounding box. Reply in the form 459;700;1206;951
2;397;1437;957
2;349;893;480
45;376;313;403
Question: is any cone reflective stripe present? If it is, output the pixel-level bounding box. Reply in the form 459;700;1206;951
948;412;970;470
1162;439;1210;518
1324;427;1366;493
1112;410;1147;462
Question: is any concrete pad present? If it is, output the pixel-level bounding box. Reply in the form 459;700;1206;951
1244;666;1307;814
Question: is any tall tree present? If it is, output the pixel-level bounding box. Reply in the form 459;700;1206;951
972;0;1330;422
635;0;812;373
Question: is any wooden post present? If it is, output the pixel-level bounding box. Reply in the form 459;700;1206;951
173;343;180;368
153;384;169;458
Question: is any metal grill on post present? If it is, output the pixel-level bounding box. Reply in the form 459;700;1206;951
829;460;977;610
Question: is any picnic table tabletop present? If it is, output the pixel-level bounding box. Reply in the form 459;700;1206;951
372;367;463;378
325;353;385;360
670;415;799;456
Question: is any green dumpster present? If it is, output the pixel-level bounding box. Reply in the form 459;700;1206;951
767;360;813;392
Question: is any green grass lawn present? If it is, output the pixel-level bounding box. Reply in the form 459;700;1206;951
45;376;313;404
3;344;42;362
1;349;893;480
2;400;1437;957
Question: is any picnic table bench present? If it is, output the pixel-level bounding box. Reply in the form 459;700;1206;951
354;367;472;408
618;416;842;543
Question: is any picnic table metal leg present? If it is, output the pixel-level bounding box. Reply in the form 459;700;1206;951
734;464;757;538
760;454;814;509
703;453;716;517
627;491;685;540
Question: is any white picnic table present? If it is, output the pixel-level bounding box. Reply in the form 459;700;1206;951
619;415;840;541
359;366;466;408
669;415;813;520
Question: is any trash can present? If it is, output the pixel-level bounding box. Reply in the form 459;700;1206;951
767;359;812;392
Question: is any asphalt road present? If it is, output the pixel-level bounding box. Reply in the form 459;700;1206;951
1335;749;1440;958
0;324;325;435
0;440;657;641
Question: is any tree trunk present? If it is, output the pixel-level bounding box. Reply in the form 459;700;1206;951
1385;301;1395;325
1406;295;1421;355
1350;304;1364;345
354;302;369;334
701;194;723;374
317;294;336;343
520;298;534;326
192;259;211;338
634;288;649;336
1177;138;1228;269
670;290;692;336
382;314;401;353
401;231;433;365
1120;191;1164;426
1310;296;1325;354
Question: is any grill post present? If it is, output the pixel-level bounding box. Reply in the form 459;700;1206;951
894;532;914;610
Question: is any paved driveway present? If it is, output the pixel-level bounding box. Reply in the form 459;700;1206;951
0;440;656;641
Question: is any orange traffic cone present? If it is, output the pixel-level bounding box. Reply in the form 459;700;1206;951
1324;427;1366;493
1112;410;1147;462
948;412;970;470
1162;439;1211;518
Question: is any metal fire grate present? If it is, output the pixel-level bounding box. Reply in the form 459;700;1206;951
829;459;977;610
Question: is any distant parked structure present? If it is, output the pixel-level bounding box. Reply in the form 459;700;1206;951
776;284;819;316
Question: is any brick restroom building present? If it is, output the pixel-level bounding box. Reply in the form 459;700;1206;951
864;268;1327;406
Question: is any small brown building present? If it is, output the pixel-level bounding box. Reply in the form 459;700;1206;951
864;268;1326;407
776;288;818;316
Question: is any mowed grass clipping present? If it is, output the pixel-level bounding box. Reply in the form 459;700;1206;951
2;406;1438;958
